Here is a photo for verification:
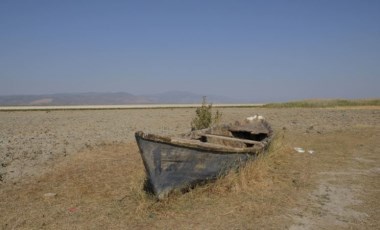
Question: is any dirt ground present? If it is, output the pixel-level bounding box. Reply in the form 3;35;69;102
0;107;379;229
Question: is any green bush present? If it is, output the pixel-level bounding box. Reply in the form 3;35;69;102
191;96;222;130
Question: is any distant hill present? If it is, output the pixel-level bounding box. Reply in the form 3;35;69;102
0;91;243;106
0;92;150;106
141;91;242;104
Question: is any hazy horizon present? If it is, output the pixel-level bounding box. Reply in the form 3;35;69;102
0;90;378;103
1;1;379;102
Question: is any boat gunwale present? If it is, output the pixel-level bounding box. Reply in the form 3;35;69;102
135;131;270;154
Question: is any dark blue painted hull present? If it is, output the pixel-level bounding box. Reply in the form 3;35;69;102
135;132;260;199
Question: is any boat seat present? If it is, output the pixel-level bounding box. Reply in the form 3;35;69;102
201;134;264;148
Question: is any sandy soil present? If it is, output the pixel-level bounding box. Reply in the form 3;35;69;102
0;107;379;229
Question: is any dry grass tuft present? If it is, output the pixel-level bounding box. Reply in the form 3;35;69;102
203;132;291;196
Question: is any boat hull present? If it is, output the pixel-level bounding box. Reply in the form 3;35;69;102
135;134;256;199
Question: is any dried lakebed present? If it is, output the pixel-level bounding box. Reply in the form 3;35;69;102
0;107;379;229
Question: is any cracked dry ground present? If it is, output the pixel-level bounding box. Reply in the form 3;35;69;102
0;107;379;229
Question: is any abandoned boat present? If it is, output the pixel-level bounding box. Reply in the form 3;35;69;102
135;116;273;199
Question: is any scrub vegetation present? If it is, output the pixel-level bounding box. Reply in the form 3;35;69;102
263;98;380;108
191;96;222;130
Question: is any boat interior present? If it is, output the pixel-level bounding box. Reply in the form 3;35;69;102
137;119;273;151
176;121;272;149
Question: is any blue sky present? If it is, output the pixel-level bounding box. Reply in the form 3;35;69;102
0;0;379;102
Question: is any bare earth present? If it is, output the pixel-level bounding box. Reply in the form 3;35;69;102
0;107;379;229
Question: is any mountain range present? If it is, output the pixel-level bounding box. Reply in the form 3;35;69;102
0;91;247;106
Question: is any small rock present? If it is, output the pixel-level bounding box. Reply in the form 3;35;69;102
68;207;78;213
294;147;305;153
43;193;57;197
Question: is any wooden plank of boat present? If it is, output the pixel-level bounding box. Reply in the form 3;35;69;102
170;137;262;153
201;134;265;147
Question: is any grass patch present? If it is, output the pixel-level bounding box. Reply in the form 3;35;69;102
4;126;377;228
11;125;376;229
263;99;380;108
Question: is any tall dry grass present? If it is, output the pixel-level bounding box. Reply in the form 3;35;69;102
196;132;288;195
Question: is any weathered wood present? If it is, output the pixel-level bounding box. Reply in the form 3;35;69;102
135;118;273;200
170;137;260;153
136;135;256;200
202;134;246;148
201;134;265;147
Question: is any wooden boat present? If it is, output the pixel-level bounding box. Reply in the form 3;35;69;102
135;117;273;199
